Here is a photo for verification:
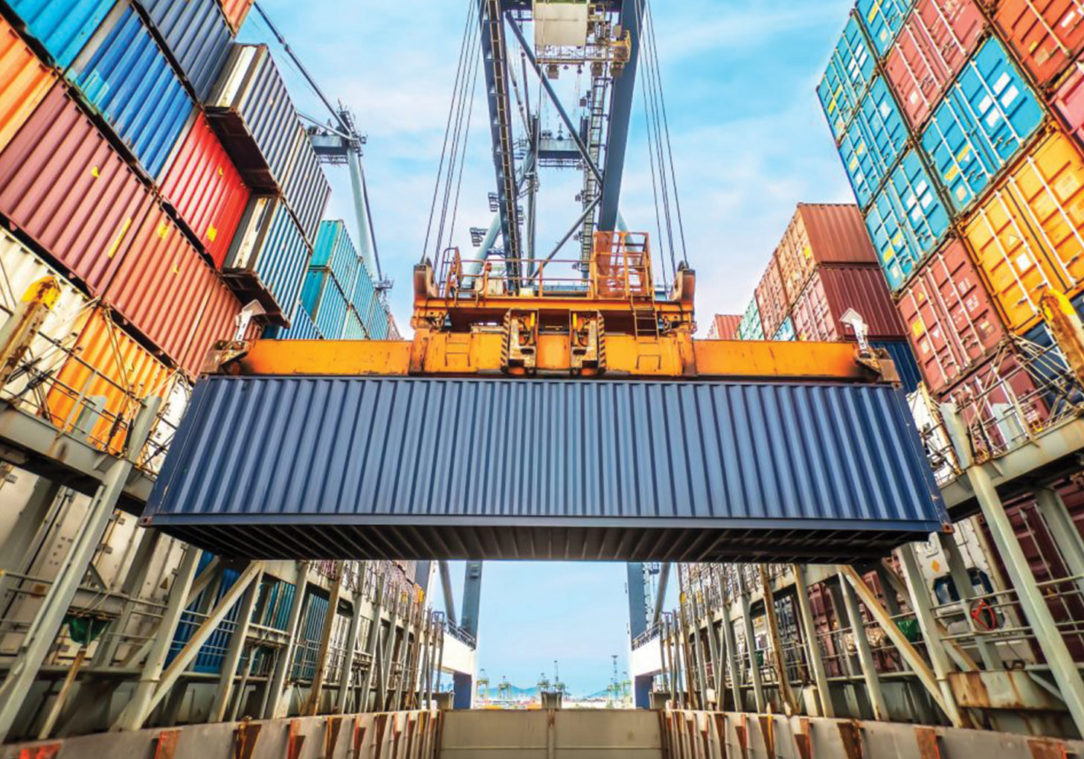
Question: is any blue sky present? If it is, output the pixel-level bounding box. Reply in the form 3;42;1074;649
240;0;856;694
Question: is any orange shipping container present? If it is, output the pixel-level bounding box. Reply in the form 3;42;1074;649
964;130;1084;332
0;17;56;153
216;0;255;32
46;308;177;455
776;204;878;303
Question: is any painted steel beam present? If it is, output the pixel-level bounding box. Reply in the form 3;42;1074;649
598;0;644;232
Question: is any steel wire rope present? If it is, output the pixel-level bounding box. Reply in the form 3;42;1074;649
445;32;483;253
633;0;670;283
422;0;479;263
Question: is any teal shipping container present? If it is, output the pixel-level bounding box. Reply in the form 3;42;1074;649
839;76;908;209
5;0;113;68
920;37;1044;214
343;307;366;340
67;1;195;179
312;220;359;294
264;301;321;340
351;259;378;326
301;268;348;340
856;0;913;57
773;317;796;342
738;297;763;340
864;149;949;292
818;14;876;144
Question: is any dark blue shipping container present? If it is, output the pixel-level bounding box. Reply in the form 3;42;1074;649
135;0;232;103
168;553;241;675
144;376;945;563
874;339;922;393
67;1;195;179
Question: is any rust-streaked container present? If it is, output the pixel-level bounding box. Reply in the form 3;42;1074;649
884;0;985;129
0;84;152;294
776;204;879;302
0;17;56;153
790;265;904;342
1053;64;1084;151
707;314;741;340
178;273;243;380
217;0;255;33
160;112;251;268
754;254;788;339
106;202;227;376
46;307;176;455
896;239;1007;393
964;130;1084;333
992;0;1084;87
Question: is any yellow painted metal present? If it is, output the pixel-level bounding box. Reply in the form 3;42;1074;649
1040;290;1084;387
234;334;887;382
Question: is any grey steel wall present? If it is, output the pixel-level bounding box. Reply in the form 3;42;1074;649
143;376;944;562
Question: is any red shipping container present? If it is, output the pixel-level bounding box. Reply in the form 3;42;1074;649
217;0;255;33
755;254;788;339
791;265;905;342
897;240;1006;393
1053;64;1084;150
885;0;986;129
160;112;251;267
776;204;878;303
707;314;741;339
992;0;1084;87
946;349;1050;461
0;84;152;294
106;202;227;374
179;274;243;379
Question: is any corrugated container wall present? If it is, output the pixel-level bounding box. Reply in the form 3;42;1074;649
351;258;378;324
773;317;796;341
4;0;113;68
143;376;944;562
105;201;224;374
216;0;254;33
366;304;390;340
919;36;1044;215
884;0;985;130
992;0;1084;87
135;0;232;102
792;265;904;342
874;339;923;392
46;307;176;456
302;269;348;340
818;14;876;144
838;76;908;209
864;148;950;291
0;84;153;294
206;44;299;193
264;303;321;340
1054;66;1084;150
963;131;1084;333
67;2;195;179
856;0;912;57
777;204;878;301
342;307;365;340
312;220;360;294
707;314;741;340
896;239;1006;394
280;124;331;244
0;16;56;152
754;254;788;339
160;111;250;267
225;197;312;322
179;275;242;379
738;298;764;340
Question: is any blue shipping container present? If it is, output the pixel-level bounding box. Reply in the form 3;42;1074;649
365;302;390;340
67;2;195;179
351;259;378;323
839;76;909;208
302;269;348;340
291;591;328;681
856;0;913;57
227;198;313;322
168;553;242;675
264;300;322;340
312;220;359;294
873;339;922;392
818;15;876;144
738;298;764;340
864;149;950;292
135;0;232;103
343;307;366;340
920;37;1044;214
773;317;796;341
145;376;945;563
5;0;113;69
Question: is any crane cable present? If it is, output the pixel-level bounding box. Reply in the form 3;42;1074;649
422;0;480;264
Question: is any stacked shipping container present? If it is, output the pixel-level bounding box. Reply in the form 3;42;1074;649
820;0;1084;453
732;203;921;388
0;0;377;463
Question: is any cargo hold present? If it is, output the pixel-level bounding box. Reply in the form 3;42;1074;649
143;376;946;562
